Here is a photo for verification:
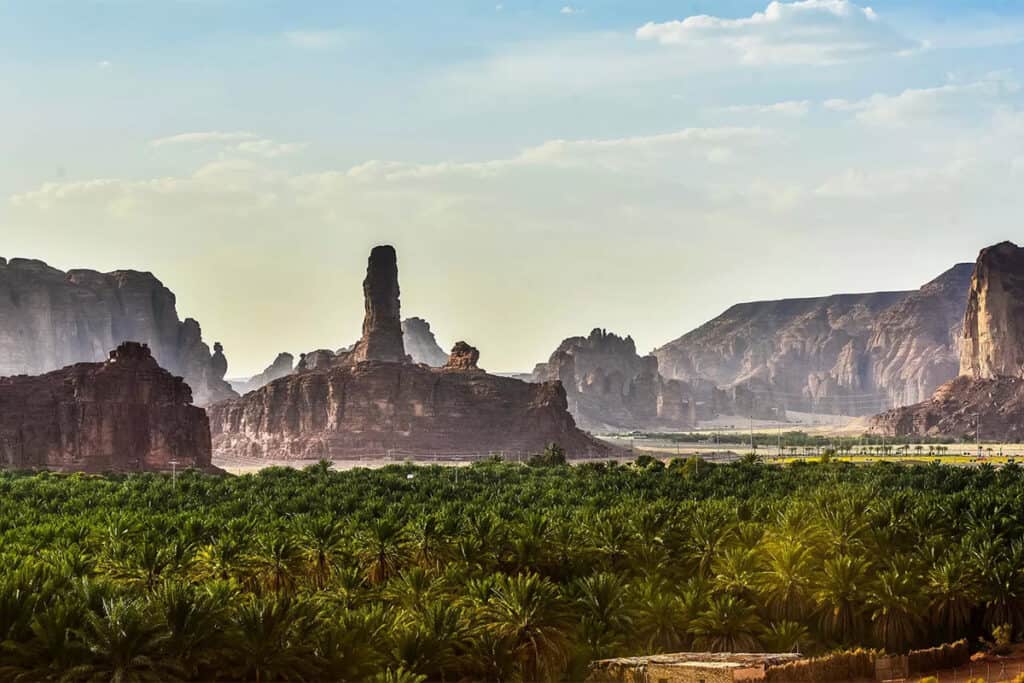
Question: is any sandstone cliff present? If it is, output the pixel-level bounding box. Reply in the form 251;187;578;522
873;242;1024;440
403;317;449;366
209;247;608;460
0;342;213;472
655;264;972;416
532;329;699;431
960;241;1024;379
233;353;295;394
0;257;237;406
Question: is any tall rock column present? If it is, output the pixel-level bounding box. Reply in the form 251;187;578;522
960;241;1024;379
351;245;407;363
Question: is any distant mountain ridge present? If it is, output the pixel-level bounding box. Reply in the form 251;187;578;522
654;263;974;416
0;257;237;406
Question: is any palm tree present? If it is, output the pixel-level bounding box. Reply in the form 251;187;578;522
482;572;573;682
152;581;228;678
867;569;925;653
253;534;305;595
67;598;182;682
573;572;634;660
226;594;317;683
0;603;89;681
816;554;869;644
926;555;980;642
757;543;816;621
297;516;347;589
360;517;409;586
761;620;811;653
631;577;697;653
690;594;762;652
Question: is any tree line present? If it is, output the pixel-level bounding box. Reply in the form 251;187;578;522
1;457;1023;681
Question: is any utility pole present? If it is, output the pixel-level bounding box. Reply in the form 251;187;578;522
976;413;981;457
169;460;179;491
749;415;754;453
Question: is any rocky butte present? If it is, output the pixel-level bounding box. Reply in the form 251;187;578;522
0;257;237;406
0;342;214;472
208;246;607;460
654;263;973;416
872;242;1024;440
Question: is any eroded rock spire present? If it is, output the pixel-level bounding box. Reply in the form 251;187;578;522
351;245;406;363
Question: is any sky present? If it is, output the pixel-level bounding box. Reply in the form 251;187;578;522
3;0;1024;376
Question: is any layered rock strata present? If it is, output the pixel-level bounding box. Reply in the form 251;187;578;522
209;247;607;459
233;353;295;394
655;264;973;416
402;317;449;366
0;342;213;472
0;257;237;406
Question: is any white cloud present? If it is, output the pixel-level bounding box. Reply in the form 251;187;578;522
151;131;259;148
636;0;918;65
824;74;1019;126
560;6;582;15
149;131;305;159
718;100;812;117
97;60;112;70
283;30;347;50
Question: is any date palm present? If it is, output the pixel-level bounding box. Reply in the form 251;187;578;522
67;598;182;683
690;594;762;652
927;555;980;641
360;516;409;586
226;594;317;683
867;568;925;653
815;554;869;644
482;572;572;682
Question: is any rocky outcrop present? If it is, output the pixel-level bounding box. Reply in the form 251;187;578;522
209;246;608;459
0;342;213;472
960;242;1024;380
532;329;700;431
0;257;237;406
403;317;448;366
873;243;1024;440
871;375;1024;440
349;246;406;364
233;353;295;394
445;342;481;371
655;264;972;416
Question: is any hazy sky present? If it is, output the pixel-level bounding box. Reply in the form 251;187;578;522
4;1;1024;376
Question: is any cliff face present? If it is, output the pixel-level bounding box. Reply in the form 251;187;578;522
960;242;1024;379
0;257;237;406
872;242;1024;440
402;317;448;366
532;329;698;431
0;342;213;472
655;264;972;416
209;246;607;460
233;353;295;395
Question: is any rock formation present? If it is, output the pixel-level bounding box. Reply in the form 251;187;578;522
960;241;1024;380
655;264;973;416
445;341;481;371
0;342;214;472
532;329;701;431
233;353;295;394
349;246;407;364
208;246;608;460
0;257;237;406
403;317;449;366
873;242;1024;440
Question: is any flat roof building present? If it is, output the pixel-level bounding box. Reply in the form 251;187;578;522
587;652;804;683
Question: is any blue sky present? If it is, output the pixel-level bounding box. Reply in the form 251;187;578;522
4;1;1024;375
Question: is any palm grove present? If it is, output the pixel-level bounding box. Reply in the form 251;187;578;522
0;457;1022;681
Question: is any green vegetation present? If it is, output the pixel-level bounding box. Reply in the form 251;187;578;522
1;458;1024;681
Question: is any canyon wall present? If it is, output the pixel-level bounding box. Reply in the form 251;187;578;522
0;257;237;406
655;264;973;416
0;342;213;472
403;317;449;366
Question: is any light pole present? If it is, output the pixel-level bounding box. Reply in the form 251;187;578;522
169;460;179;490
